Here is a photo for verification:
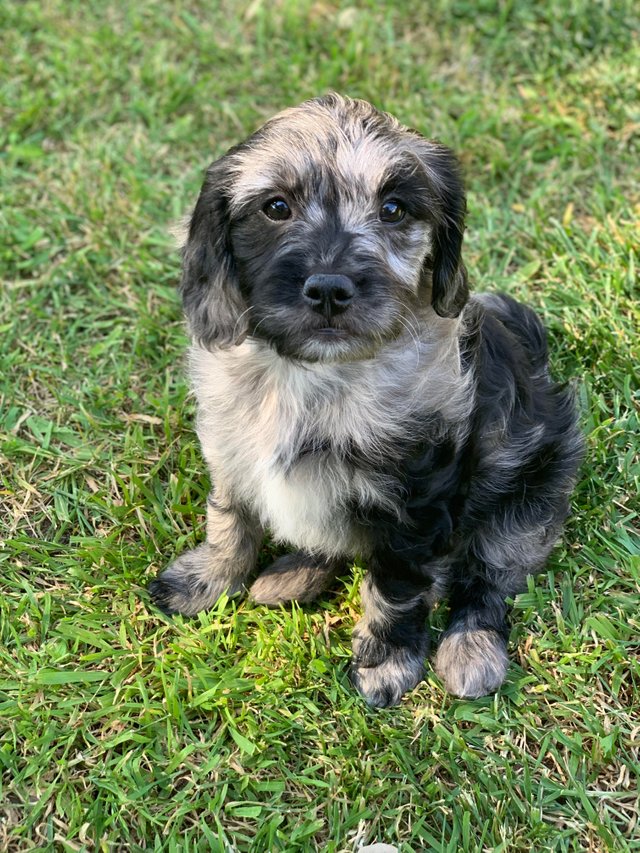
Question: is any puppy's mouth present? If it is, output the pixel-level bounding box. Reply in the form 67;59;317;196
312;327;351;340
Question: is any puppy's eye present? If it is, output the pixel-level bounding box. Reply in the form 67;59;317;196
263;198;292;221
379;200;405;223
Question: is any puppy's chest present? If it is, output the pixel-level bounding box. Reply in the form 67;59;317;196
257;434;368;555
200;372;397;555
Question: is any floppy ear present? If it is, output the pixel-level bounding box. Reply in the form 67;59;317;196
180;157;248;348
415;142;469;318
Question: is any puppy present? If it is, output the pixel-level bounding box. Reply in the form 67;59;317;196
149;94;583;707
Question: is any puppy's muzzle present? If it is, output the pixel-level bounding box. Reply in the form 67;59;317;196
302;274;355;319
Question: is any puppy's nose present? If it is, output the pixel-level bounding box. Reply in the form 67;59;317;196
302;274;355;317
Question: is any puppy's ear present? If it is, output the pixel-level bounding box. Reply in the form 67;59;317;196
180;157;248;348
415;142;469;318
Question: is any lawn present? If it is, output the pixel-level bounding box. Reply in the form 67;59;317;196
1;1;639;850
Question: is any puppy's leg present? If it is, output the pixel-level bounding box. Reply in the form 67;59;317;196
149;493;262;616
435;518;562;698
434;574;510;699
351;572;430;708
249;551;342;605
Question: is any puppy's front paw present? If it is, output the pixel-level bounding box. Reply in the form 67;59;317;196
149;543;245;616
350;628;428;708
434;628;509;698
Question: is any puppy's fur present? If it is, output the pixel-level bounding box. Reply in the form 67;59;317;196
149;95;583;706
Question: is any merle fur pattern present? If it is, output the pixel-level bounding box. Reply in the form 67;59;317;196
148;95;583;707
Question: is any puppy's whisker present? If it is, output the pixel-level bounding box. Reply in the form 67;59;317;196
402;304;422;334
249;312;279;338
232;305;255;341
395;315;421;365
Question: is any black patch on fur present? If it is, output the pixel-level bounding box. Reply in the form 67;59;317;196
148;577;184;616
229;213;411;359
411;141;469;318
349;294;583;666
378;149;468;321
180;156;250;348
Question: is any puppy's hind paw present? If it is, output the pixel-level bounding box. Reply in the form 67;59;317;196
148;543;245;616
249;551;341;606
148;575;188;616
434;628;509;699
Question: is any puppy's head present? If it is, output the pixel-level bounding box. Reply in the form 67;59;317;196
182;94;467;361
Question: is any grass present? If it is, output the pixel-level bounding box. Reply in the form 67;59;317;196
1;0;639;850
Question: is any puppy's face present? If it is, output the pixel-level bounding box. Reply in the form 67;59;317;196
182;95;468;361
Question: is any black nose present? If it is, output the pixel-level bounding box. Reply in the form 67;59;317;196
302;274;355;317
